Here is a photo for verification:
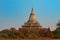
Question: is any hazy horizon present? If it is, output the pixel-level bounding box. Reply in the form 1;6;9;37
0;0;60;31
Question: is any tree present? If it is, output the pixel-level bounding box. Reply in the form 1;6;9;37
53;20;60;38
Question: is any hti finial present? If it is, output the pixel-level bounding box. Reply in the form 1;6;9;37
32;8;33;11
31;8;34;15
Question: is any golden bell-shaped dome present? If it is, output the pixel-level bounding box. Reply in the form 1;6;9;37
29;8;37;23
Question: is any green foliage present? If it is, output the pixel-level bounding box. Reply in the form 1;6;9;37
0;28;42;39
53;21;60;38
0;29;25;38
53;27;60;38
27;29;39;39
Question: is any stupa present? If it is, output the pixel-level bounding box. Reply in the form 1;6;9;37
22;8;42;30
19;8;53;37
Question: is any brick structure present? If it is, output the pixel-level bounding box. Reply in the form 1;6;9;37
19;8;53;37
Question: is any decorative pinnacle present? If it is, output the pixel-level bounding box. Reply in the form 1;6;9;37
31;8;34;15
32;8;33;12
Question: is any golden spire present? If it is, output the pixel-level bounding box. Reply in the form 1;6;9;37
29;8;37;23
30;8;34;15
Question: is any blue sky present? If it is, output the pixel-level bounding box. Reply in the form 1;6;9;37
0;0;60;31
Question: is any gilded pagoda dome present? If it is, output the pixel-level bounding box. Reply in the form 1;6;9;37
22;8;42;30
29;8;37;23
